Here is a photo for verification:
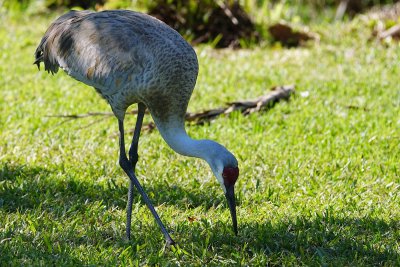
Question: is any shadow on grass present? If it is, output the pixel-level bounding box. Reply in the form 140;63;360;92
251;217;399;265
1;163;399;265
0;162;222;213
177;216;400;265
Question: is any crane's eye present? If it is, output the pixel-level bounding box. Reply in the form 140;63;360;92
222;167;239;187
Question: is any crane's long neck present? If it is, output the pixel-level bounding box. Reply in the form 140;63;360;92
154;118;217;163
153;116;237;189
153;117;226;165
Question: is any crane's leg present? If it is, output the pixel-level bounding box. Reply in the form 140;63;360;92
118;119;175;246
128;103;146;167
126;103;145;241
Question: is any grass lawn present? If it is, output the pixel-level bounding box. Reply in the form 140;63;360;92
1;10;399;266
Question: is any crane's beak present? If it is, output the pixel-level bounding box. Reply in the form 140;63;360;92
225;185;238;235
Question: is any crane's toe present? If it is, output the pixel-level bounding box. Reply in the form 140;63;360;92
166;237;176;247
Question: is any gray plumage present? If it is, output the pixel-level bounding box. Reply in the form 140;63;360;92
35;10;239;244
35;10;197;122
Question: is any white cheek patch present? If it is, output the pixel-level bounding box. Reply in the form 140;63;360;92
205;158;227;193
209;162;225;192
216;174;226;193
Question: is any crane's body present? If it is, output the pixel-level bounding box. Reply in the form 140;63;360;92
35;10;196;122
35;10;239;245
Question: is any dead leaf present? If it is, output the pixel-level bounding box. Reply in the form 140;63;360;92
268;23;316;47
187;216;197;222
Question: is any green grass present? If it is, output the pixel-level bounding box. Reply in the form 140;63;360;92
1;10;400;266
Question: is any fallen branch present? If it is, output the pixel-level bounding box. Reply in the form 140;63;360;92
378;24;400;40
47;111;115;119
47;85;295;132
46;110;148;118
186;85;295;124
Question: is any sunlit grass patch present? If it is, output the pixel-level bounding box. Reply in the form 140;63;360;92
0;10;399;266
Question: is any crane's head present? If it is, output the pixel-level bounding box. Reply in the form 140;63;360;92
206;145;239;235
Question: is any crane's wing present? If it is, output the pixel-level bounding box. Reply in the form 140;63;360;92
34;10;164;97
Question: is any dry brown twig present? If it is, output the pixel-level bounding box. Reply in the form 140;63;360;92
378;24;400;40
47;85;295;132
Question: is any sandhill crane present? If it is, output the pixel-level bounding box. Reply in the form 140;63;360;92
34;10;239;245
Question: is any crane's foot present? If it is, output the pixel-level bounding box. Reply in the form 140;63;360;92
166;237;176;247
162;237;176;252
